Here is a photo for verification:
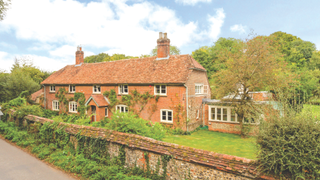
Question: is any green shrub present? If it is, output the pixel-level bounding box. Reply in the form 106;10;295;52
257;108;320;179
105;111;165;140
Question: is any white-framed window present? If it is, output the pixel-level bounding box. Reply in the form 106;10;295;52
69;85;76;93
154;85;166;95
160;109;173;123
116;105;128;113
52;100;59;111
105;107;108;117
118;84;128;94
209;106;238;122
50;85;56;92
195;84;204;94
69;101;78;113
93;85;101;93
209;106;259;124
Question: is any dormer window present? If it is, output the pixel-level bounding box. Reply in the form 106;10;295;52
50;85;55;92
69;85;76;93
154;85;166;95
118;84;128;94
93;85;101;93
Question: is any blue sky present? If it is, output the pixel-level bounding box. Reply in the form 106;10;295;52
0;0;319;72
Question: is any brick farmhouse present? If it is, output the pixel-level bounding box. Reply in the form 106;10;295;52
39;32;211;131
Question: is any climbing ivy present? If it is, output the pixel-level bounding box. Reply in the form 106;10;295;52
55;88;69;113
103;89;159;118
74;92;86;115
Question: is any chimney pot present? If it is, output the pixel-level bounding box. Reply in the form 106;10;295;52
164;32;167;39
159;32;163;39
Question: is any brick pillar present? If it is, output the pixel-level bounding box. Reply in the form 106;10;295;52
75;46;84;64
157;32;170;58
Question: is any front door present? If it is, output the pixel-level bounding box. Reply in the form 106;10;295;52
91;106;96;122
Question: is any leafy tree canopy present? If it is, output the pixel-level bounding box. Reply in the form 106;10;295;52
84;53;150;63
0;0;10;21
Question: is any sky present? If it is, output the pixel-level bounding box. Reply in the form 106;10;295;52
0;0;320;73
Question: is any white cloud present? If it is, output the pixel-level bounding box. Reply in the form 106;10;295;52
206;8;225;41
0;42;17;49
0;0;224;56
0;51;71;73
230;24;247;34
0;0;225;71
175;0;211;6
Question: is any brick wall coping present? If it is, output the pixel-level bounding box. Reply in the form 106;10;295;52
23;114;273;179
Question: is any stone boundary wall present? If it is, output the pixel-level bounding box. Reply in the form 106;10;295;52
21;114;273;180
187;119;203;132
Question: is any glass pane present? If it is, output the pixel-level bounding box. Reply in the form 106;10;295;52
217;108;221;120
156;85;160;93
195;86;199;93
124;86;128;93
98;86;101;92
105;108;108;116
231;109;235;122
168;111;172;121
162;111;166;120
223;108;228;121
211;108;215;120
125;107;128;112
161;85;166;94
121;106;124;112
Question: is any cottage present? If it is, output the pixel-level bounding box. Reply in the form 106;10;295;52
39;32;211;131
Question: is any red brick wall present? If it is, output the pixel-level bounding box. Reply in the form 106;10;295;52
43;84;186;127
185;69;211;131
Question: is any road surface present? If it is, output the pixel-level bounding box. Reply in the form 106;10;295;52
0;138;75;180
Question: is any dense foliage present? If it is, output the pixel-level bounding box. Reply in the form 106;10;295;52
0;121;158;179
0;58;52;103
105;112;165;140
257;105;320;179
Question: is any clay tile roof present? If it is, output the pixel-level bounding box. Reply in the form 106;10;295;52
41;55;205;85
85;94;109;107
31;89;43;101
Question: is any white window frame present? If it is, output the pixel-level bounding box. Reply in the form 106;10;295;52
116;105;128;113
160;109;173;123
209;106;238;123
50;85;56;92
105;107;108;117
69;101;78;113
69;85;76;93
52;100;59;111
154;84;167;96
118;84;129;95
195;83;204;94
196;110;200;119
93;85;101;94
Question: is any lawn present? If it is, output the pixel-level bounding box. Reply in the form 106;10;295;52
163;130;257;159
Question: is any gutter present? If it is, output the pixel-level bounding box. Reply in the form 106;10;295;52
184;84;188;132
42;85;46;109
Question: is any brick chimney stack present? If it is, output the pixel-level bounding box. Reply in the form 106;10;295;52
157;32;170;58
75;46;84;65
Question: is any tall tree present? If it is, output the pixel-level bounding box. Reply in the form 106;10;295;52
212;35;293;138
0;0;10;21
192;37;241;81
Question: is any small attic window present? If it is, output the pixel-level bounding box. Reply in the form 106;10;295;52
50;85;55;92
93;85;101;94
69;85;76;93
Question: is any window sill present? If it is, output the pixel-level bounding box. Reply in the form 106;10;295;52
209;120;239;124
52;109;59;111
154;94;167;97
92;92;101;94
49;91;55;93
69;92;75;94
160;121;173;124
118;93;129;96
69;111;78;114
